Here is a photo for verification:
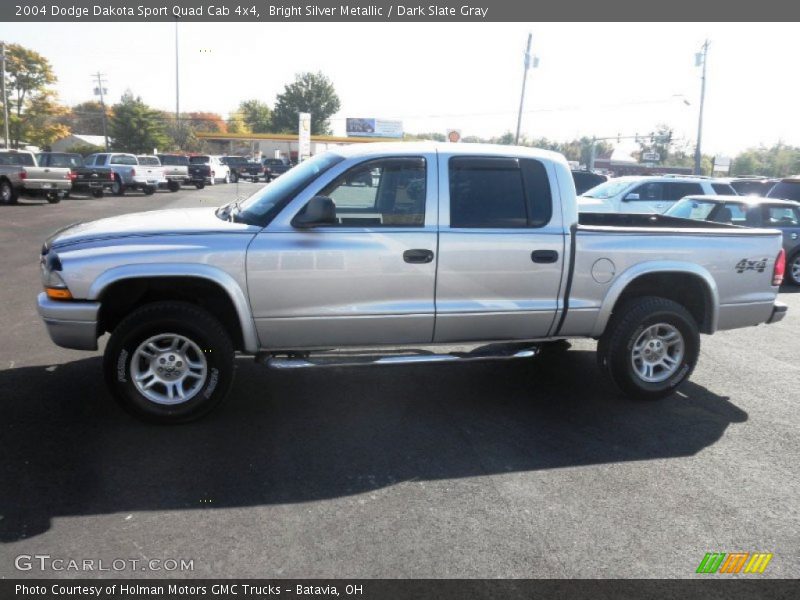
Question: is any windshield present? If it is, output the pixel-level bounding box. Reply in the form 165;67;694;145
159;155;189;166
137;156;160;166
237;153;345;224
41;153;84;168
189;156;211;164
767;182;800;202
665;199;717;220
224;156;248;165
581;179;632;199
111;154;137;166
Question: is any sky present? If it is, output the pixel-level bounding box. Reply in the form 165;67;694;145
1;21;798;157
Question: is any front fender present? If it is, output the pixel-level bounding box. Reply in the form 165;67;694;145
88;263;259;353
591;261;720;337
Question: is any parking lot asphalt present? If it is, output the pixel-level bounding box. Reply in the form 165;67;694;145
0;184;798;579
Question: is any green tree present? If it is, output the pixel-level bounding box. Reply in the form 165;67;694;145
1;42;69;147
732;143;800;177
109;92;168;153
236;99;271;133
404;132;445;142
63;100;110;136
271;72;341;135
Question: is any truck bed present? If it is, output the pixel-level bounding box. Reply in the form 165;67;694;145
578;212;763;232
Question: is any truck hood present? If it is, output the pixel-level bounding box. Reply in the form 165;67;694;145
48;207;259;248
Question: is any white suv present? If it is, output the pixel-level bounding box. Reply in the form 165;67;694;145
188;155;231;185
578;175;737;213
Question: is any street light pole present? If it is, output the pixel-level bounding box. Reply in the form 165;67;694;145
514;33;533;145
1;41;10;149
693;39;709;175
175;19;180;123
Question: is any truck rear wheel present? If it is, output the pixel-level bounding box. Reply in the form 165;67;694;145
112;176;125;196
92;189;104;199
103;301;235;424
786;252;800;286
597;296;699;400
167;180;181;192
0;180;19;204
46;192;62;204
143;186;156;195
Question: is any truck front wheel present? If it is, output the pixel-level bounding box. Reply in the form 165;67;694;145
103;301;235;423
597;296;699;400
111;176;125;196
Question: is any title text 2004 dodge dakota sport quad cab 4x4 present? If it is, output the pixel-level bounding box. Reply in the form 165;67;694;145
37;143;788;423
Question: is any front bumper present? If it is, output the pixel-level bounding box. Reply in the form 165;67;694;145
37;292;100;351
767;301;788;325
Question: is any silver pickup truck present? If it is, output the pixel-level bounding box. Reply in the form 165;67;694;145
37;143;787;423
0;150;72;204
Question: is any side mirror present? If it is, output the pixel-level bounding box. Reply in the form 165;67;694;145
293;196;337;228
623;193;640;202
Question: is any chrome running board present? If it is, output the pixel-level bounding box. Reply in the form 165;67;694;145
256;344;540;370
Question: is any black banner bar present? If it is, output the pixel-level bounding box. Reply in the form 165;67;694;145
4;579;800;600
2;0;799;22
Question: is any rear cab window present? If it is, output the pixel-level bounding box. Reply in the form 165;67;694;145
448;156;552;228
110;154;137;166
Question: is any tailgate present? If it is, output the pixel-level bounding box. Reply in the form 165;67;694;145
24;167;71;188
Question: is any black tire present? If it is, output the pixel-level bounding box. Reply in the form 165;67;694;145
103;302;235;424
229;171;239;184
63;192;71;200
0;179;19;204
112;176;125;196
46;192;61;204
92;189;104;199
143;186;156;196
194;182;205;190
168;180;181;192
597;296;699;401
786;252;800;286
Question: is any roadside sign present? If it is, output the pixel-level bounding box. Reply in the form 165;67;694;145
642;152;660;161
713;155;731;173
298;112;311;162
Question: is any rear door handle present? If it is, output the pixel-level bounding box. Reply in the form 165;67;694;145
531;250;559;264
403;249;434;264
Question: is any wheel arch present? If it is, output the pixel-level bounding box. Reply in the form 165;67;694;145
592;262;719;337
90;264;259;353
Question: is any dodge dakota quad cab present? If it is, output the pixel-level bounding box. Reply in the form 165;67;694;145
0;150;72;204
36;152;114;198
36;143;788;423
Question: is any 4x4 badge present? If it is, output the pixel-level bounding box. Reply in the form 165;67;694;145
735;258;768;273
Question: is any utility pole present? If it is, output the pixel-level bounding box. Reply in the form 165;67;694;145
175;19;180;122
1;41;10;149
93;72;109;151
693;40;709;175
515;33;535;146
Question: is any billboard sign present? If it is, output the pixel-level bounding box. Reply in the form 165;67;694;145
346;118;403;138
298;112;311;162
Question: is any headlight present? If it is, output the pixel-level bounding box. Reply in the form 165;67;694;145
41;253;72;300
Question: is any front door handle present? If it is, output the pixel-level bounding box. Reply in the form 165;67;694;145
531;250;559;264
403;249;434;264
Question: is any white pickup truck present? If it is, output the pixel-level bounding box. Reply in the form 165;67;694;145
37;143;787;423
0;150;72;204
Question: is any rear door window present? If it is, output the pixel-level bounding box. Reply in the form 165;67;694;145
449;157;552;228
630;182;664;201
764;206;800;226
711;183;737;196
665;182;704;200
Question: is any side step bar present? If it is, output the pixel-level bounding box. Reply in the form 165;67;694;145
256;345;540;370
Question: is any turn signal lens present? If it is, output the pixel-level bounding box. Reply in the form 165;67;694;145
45;287;73;300
773;248;786;286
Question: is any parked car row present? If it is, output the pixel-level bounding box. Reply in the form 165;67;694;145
0;150;282;205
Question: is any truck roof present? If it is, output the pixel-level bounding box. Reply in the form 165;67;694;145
328;142;568;164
